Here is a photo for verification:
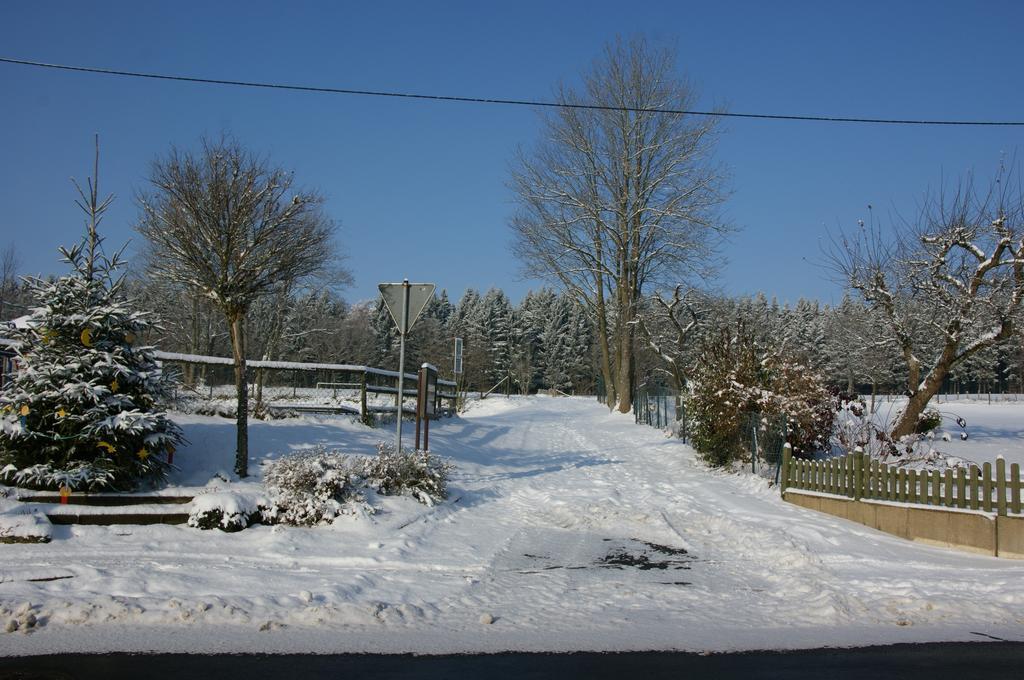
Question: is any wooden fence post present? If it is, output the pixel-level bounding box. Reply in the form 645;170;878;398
780;443;792;494
1010;462;1021;515
982;462;993;513
853;447;864;500
359;371;369;425
996;457;1007;517
970;466;981;510
1011;462;1021;515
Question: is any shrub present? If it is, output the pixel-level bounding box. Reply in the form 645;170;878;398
191;445;456;532
367;442;451;506
0;499;53;544
262;448;367;526
686;327;835;467
685;329;760;467
772;359;837;456
915;408;942;434
187;491;276;532
260;443;453;527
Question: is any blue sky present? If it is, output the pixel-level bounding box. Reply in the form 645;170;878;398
2;0;1022;307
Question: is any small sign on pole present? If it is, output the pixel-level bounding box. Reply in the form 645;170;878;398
415;364;438;451
454;337;463;375
378;280;435;452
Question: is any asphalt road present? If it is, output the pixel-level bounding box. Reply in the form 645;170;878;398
2;643;1023;680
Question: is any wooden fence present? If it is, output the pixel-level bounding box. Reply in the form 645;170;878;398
154;351;457;423
781;445;1023;516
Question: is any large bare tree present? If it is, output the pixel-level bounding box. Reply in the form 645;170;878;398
136;136;336;477
831;166;1024;439
510;37;729;412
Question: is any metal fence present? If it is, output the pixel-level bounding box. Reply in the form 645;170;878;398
742;411;788;479
633;386;684;434
596;377;790;479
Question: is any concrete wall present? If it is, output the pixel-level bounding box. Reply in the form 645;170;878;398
998;514;1024;559
783;490;1024;559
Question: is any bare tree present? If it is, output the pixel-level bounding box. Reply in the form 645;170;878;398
0;243;21;323
136;136;337;477
634;285;700;392
510;37;730;413
830;166;1024;439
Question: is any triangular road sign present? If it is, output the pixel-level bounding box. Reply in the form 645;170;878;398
378;281;435;335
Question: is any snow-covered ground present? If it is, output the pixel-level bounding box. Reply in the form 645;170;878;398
3;396;1023;655
868;395;1024;467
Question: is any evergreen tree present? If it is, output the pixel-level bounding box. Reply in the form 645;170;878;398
539;295;572;390
0;149;182;490
370;298;400;366
510;289;550;393
450;289;487;390
563;299;594;392
479;289;514;386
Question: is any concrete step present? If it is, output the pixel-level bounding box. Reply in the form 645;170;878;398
19;493;193;506
40;503;191;526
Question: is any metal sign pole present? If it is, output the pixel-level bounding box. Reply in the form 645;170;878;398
378;279;434;452
395;280;410;452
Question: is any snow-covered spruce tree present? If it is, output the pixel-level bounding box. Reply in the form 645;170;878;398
0;145;182;491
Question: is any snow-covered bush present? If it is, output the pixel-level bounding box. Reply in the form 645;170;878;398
188;491;277;532
191;401;237;419
259;443;453;527
685;328;835;467
914;408;942;434
0;499;53;544
772;361;837;456
262;448;368;526
367;442;451;507
832;393;876;452
0;192;183;491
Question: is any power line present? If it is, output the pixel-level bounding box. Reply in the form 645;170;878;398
2;56;1023;127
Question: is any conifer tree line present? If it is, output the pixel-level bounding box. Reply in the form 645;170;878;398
113;276;1024;401
7;258;1024;400
128;282;597;396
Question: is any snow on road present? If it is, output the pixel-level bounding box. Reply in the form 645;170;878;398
3;396;1023;655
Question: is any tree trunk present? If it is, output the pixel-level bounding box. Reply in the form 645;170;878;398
229;312;249;478
594;292;615;409
615;321;633;413
254;367;265;415
890;371;945;440
594;281;614;408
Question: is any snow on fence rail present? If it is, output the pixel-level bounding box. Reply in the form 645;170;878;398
781;446;1023;516
153;351;455;386
152;351;456;422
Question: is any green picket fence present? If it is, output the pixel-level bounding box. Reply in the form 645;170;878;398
781;446;1023;516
